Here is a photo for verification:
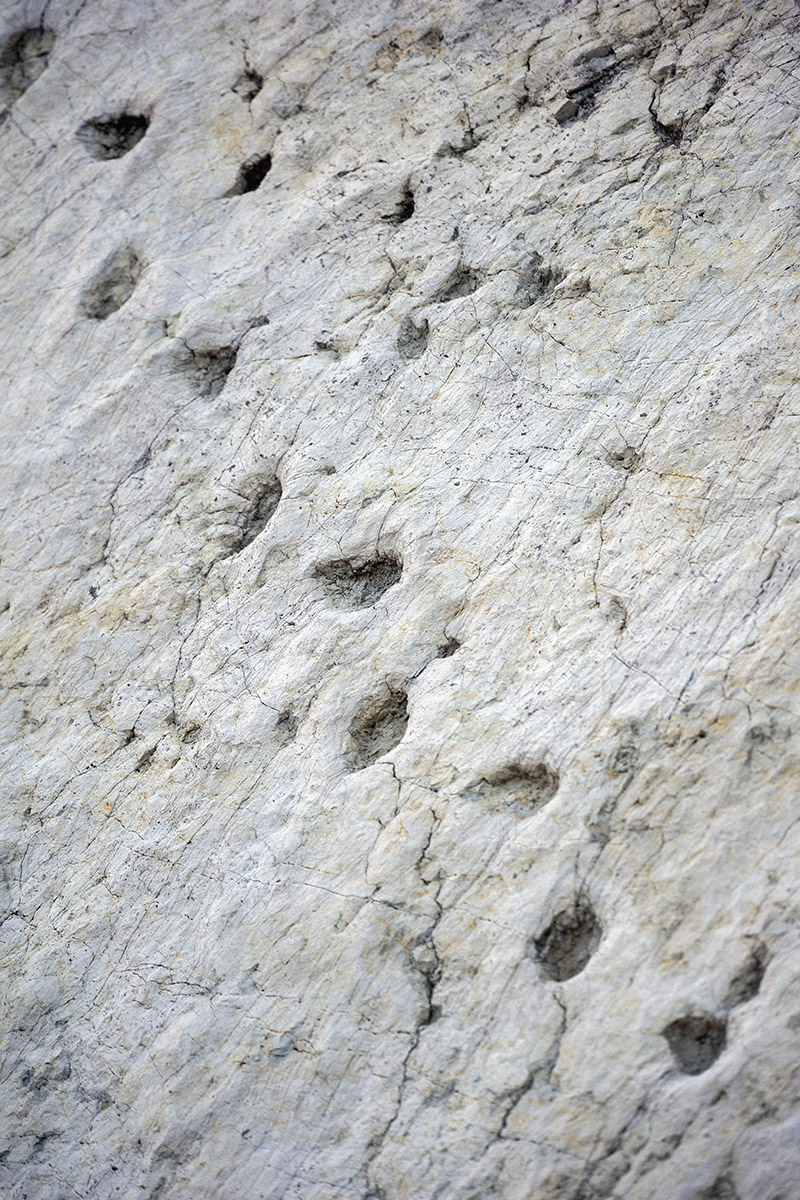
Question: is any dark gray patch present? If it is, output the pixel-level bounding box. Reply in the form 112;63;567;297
82;247;144;319
698;1176;739;1200
382;183;414;225
397;315;429;360
1;26;54;101
314;556;402;609
468;762;559;816
724;942;768;1009
189;346;238;398
606;445;642;473
346;689;408;769
233;69;263;101
532;900;602;981
227;153;272;195
134;745;157;773
274;708;298;747
76;113;149;160
516;253;563;307
437;638;460;658
221;476;282;558
556;58;621;126
435;264;482;302
662;1013;727;1075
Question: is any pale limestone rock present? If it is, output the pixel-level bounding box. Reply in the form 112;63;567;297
1;1;800;1198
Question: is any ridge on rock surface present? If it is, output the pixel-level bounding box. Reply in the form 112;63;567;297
1;1;800;1198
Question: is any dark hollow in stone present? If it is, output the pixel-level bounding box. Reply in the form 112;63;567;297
134;745;156;773
610;740;638;774
240;479;282;548
436;128;479;158
533;900;602;982
314;556;402;609
221;476;282;558
228;153;272;195
516;252;563;307
417;27;442;50
76;113;149;160
82;247;144;320
382;184;414;225
724;942;768;1009
189;346;238;398
435;264;482;303
606;445;642;473
698;1176;739;1200
397;315;429;360
470;762;559;816
274;708;297;747
233;69;263;101
437;637;460;658
346;689;408;770
556;58;621;127
1;27;55;100
652;112;683;146
662;1013;727;1075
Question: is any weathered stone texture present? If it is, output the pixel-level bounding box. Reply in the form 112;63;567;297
2;1;800;1197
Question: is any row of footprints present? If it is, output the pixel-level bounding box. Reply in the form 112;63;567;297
214;524;771;1082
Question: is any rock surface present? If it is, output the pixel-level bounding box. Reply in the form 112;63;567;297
1;1;800;1197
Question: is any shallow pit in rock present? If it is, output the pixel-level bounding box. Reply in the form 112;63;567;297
76;113;149;160
188;346;238;398
397;315;429;361
516;252;563;307
1;26;54;100
345;689;408;770
662;1013;727;1075
219;476;282;559
724;942;768;1009
468;762;559;816
82;247;144;319
227;153;272;195
314;555;402;609
532;900;602;982
435;264;482;303
382;183;414;225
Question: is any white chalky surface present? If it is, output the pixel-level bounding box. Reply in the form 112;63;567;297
1;1;800;1197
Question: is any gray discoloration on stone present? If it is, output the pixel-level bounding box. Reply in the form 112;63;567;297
1;25;54;104
532;899;602;982
76;113;150;160
314;555;402;609
662;1013;728;1075
346;687;409;769
81;246;145;320
466;761;559;816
